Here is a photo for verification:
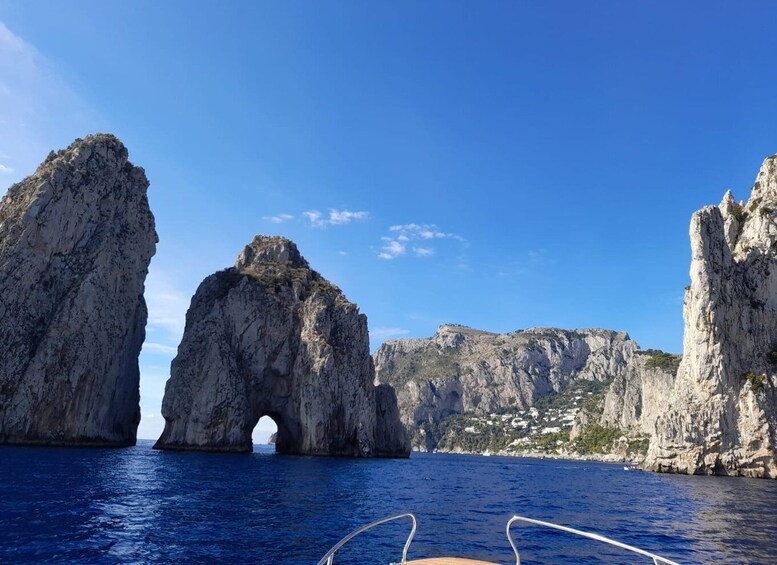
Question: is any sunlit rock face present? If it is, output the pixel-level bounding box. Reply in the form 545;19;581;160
0;134;157;446
154;236;410;457
645;155;777;478
374;325;676;452
375;326;636;433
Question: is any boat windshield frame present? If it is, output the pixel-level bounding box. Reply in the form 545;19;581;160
506;515;681;565
317;512;681;565
316;512;417;565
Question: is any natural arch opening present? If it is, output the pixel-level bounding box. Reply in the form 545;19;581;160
252;415;279;450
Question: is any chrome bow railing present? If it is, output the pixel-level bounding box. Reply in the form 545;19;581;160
317;513;417;565
506;515;681;565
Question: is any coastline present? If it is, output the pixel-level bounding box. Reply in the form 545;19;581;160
414;446;644;465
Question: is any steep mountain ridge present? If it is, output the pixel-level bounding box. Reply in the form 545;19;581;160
375;325;677;459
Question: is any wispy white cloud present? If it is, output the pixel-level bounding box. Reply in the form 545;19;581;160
303;210;322;225
370;327;411;340
0;21;100;185
143;268;191;348
0;23;25;52
389;224;465;241
262;213;294;224
137;364;173;440
146;293;188;334
261;208;370;230
137;267;194;440
142;342;178;355
378;223;465;260
413;247;434;257
338;250;348;256
329;209;369;224
304;208;369;228
378;239;406;260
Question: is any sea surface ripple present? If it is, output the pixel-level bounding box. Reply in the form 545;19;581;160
1;441;776;564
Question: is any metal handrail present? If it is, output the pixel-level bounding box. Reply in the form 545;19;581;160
506;515;681;565
317;513;417;565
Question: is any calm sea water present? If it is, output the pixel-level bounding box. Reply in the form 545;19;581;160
1;440;776;564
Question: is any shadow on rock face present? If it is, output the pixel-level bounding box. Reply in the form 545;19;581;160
154;236;410;458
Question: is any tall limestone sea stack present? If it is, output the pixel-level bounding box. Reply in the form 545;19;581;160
155;235;410;457
0;135;157;446
645;155;777;478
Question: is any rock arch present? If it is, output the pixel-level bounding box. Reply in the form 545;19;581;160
154;236;409;457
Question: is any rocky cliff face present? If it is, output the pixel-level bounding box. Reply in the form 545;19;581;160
645;155;777;478
0;134;157;446
375;326;634;426
597;352;678;436
375;325;677;457
155;236;410;457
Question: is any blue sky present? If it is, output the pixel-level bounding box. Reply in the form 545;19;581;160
1;2;776;440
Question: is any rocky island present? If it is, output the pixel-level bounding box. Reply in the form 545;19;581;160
0;135;157;447
376;154;777;478
155;236;410;457
374;325;678;462
3;133;773;476
645;155;777;478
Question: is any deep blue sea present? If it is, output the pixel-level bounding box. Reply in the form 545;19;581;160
1;441;776;564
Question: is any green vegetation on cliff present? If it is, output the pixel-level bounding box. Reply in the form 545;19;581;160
412;376;650;460
745;372;766;393
377;329;674;462
641;350;682;374
386;347;461;387
572;424;619;454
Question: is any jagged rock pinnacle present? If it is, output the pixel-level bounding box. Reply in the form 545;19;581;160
645;153;777;478
0;134;157;447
